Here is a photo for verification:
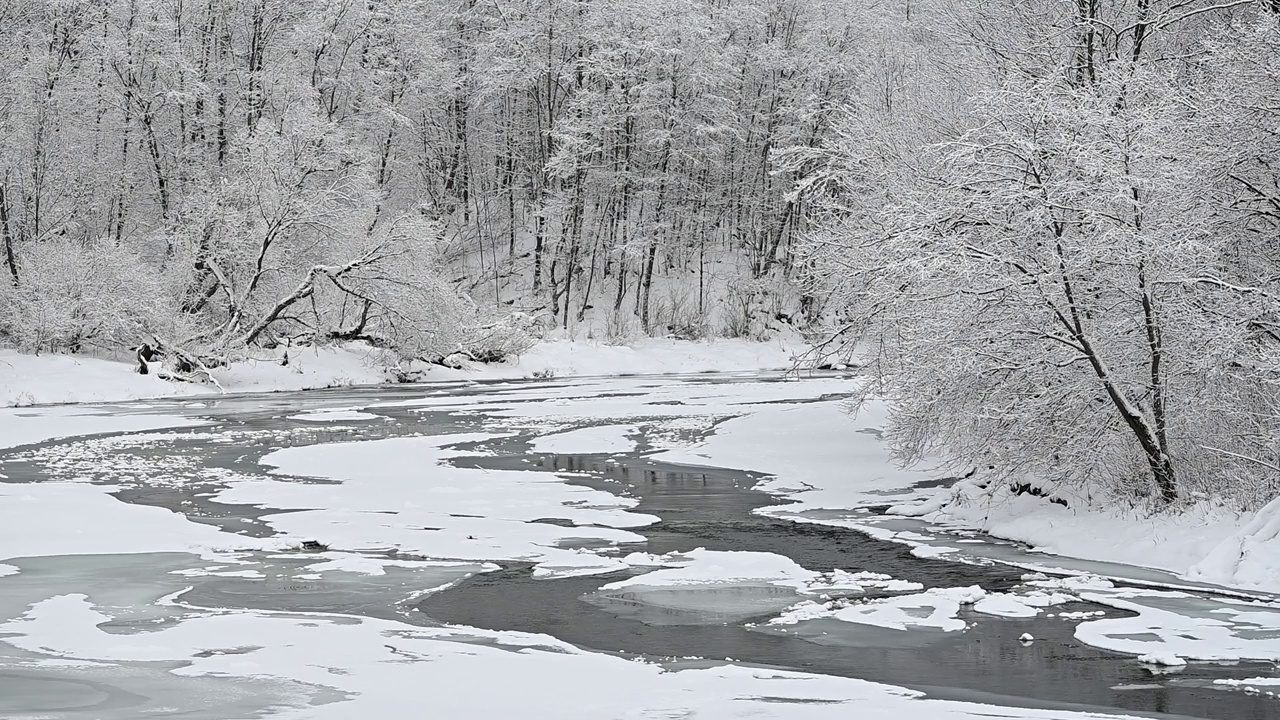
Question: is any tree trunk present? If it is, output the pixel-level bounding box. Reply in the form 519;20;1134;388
0;183;17;286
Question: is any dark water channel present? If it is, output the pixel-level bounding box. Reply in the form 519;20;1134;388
424;451;1279;720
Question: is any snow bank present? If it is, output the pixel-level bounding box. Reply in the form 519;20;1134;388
894;478;1280;595
656;399;941;511
0;349;204;406
0;338;799;407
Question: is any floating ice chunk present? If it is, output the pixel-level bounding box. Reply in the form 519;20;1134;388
974;593;1039;618
798;570;923;597
601;548;818;591
819;586;987;633
532;551;630;579
1215;677;1280;687
1056;610;1107;620
302;552;481;577
910;545;961;559
530;424;638;454
769;600;839;626
1020;633;1035;642
930;585;987;604
1074;591;1280;661
1020;590;1077;607
620;551;689;568
1025;574;1115;592
592;582;803;626
169;567;266;579
288;409;381;422
1138;652;1187;667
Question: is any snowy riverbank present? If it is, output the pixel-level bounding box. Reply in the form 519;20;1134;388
0;338;801;407
653;398;1280;597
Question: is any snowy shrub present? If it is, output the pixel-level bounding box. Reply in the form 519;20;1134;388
462;309;537;363
721;279;783;341
1;237;170;354
650;288;706;340
603;309;641;344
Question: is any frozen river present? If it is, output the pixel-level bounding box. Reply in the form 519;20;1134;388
2;374;1279;719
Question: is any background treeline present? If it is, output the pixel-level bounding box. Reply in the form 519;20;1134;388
0;0;890;359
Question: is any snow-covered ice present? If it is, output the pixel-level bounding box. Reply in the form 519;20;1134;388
287;408;382;422
657;400;942;510
212;432;657;575
0;405;207;451
529;423;638;454
771;586;986;633
0;591;1150;720
0;481;272;567
601;548;819;591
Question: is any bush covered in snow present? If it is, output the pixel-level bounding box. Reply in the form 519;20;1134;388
0;237;172;354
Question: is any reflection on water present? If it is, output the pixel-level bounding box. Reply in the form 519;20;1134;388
588;583;803;626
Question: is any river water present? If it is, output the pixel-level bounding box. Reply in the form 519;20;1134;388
1;375;1277;719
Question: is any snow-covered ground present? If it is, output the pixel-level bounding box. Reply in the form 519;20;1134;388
0;338;800;407
885;479;1280;595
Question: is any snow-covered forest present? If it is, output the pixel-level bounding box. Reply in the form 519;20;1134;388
2;0;1280;509
0;0;874;359
795;0;1280;510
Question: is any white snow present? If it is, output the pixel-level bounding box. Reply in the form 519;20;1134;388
287;408;382;422
530;423;638;454
973;593;1040;618
773;586;987;633
529;550;633;579
489;337;798;379
1136;652;1187;667
656;400;941;510
0;405;207;451
889;479;1280;595
1072;589;1280;661
212;433;657;574
1215;676;1280;687
1;338;799;408
0;348;206;406
799;570;924;596
0;482;272;566
600;548;818;591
